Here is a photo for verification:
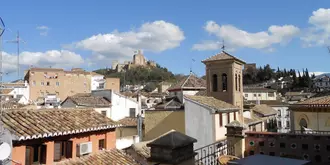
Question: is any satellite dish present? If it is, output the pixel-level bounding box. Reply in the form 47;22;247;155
0;142;11;160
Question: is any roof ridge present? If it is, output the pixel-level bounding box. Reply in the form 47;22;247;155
181;73;193;88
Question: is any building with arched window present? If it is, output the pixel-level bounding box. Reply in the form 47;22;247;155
290;96;330;131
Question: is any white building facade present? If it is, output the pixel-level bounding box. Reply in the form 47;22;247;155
3;80;30;104
243;87;277;101
91;74;105;90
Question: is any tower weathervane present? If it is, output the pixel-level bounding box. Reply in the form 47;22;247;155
221;39;225;52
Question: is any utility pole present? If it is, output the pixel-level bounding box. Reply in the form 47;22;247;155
0;17;5;135
7;31;24;80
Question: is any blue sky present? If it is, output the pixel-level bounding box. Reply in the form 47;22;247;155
1;0;330;81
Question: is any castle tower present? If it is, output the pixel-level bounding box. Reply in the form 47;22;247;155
202;51;246;121
133;50;146;66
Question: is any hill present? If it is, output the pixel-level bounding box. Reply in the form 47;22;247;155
94;64;176;86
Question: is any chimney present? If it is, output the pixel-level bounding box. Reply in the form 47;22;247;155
146;130;197;165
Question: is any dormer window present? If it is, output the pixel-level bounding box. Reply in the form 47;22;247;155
222;73;227;92
212;74;218;92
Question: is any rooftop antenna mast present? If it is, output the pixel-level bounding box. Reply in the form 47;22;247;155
0;17;5;134
7;30;25;80
221;39;226;52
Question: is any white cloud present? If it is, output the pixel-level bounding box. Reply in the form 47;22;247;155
2;50;84;73
70;20;185;65
193;21;300;51
301;8;330;47
36;25;50;36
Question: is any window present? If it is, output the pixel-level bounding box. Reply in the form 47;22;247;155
253;94;257;97
41;81;44;86
235;74;238;91
101;111;107;116
98;83;105;89
99;139;105;150
315;155;322;162
280;143;285;148
286;121;290;128
32;81;36;86
47;82;50;86
212;74;218;92
219;113;223;127
259;141;264;146
278;110;281;116
278;121;281;128
238;75;241;91
227;113;230;124
129;108;136;117
54;141;72;162
25;145;47;165
268;92;275;97
56;92;59;96
234;112;236;121
299;118;308;129
302;144;308;150
269;152;275;156
249;150;254;155
56;82;60;86
245;94;248;97
258;94;261;97
222;73;227;91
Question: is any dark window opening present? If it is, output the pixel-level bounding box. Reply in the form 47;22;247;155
315;155;321;162
129;108;136;118
235;74;238;91
54;141;72;162
227;113;230;124
260;152;264;155
327;145;330;151
269;152;275;156
238;75;241;91
222;73;227;91
99;139;105;150
249;150;254;155
259;141;264;146
46;82;50;86
302;144;308;150
101;111;107;116
219;113;223;127
212;74;218;92
280;143;285;148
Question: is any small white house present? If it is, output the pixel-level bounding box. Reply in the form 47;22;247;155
91;73;105;90
184;95;240;149
243;87;277;101
2;80;30;104
91;90;140;121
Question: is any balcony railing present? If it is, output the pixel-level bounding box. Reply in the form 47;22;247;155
289;130;330;135
194;139;234;165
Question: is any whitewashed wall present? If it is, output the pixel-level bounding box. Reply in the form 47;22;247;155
111;92;139;121
244;92;277;101
91;75;105;90
185;99;214;149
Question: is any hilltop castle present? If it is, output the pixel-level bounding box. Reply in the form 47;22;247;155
111;50;156;72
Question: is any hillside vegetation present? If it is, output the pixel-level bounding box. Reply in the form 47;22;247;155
94;64;176;86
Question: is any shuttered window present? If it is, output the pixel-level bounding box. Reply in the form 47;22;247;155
219;113;223;127
66;141;73;158
54;142;61;161
40;145;47;164
129;108;136;118
99;139;105;150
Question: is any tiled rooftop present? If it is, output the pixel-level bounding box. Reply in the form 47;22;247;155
118;117;138;127
202;51;246;64
147;130;197;149
246;100;289;106
167;73;206;91
64;94;111;107
195;90;207;96
252;104;278;116
297;95;330;105
185;95;240;112
56;149;139;165
2;109;119;141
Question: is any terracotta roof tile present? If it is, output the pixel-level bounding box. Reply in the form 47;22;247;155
202;51;246;64
118;117;138;127
252;104;278;116
56;149;139;165
297;95;330;105
168;73;206;91
185;95;240;112
195;90;207;96
147;130;197;149
2;109;119;141
65;95;111;107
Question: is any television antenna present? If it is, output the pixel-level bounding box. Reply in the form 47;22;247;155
6;30;26;80
0;17;5;135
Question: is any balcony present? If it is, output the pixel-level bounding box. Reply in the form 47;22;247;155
194;139;234;165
